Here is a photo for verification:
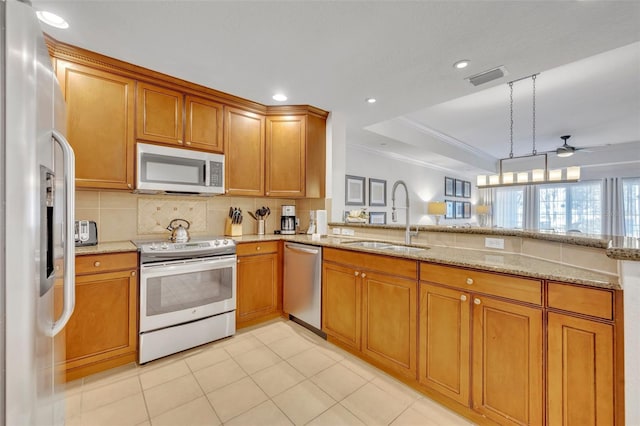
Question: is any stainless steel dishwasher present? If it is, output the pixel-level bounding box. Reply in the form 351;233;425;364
283;242;323;333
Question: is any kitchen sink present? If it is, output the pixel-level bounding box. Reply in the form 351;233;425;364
341;240;428;253
341;241;393;249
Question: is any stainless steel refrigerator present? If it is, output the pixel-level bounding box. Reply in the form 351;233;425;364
1;0;76;424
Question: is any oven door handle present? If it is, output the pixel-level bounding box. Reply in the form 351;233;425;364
141;256;236;276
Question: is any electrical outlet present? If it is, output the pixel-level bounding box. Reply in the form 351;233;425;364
341;228;355;236
332;228;342;235
485;237;505;249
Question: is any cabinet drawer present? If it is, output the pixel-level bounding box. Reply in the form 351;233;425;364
324;248;417;280
420;263;542;305
547;282;613;320
237;241;279;256
76;252;138;275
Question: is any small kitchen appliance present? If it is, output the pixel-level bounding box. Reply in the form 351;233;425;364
280;205;296;235
135;237;236;363
75;220;98;247
166;218;190;243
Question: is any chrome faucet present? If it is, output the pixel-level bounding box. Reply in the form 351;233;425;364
391;180;418;244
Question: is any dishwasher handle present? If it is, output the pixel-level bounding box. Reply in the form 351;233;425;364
285;244;319;255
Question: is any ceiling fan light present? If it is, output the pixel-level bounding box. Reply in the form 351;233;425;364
557;149;574;158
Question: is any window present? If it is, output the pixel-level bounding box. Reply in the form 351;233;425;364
494;187;524;228
538;181;602;234
623;178;640;238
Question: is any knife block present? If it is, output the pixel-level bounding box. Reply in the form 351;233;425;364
224;218;242;237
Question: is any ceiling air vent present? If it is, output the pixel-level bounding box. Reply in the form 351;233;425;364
466;66;508;86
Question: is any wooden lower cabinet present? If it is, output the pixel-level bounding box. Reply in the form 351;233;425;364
322;248;418;378
61;252;138;381
362;272;417;378
547;312;614;426
322;262;361;350
418;283;470;406
236;242;280;327
472;296;543;426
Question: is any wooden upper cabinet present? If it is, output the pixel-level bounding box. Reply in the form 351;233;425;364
265;115;306;197
56;60;135;190
224;106;265;196
136;82;184;146
185;95;224;153
265;108;327;198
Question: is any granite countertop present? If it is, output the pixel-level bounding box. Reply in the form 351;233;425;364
74;234;619;290
234;234;619;290
330;222;640;261
75;241;137;255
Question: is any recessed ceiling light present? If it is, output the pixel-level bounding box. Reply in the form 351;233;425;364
272;93;287;102
36;11;69;29
453;59;470;69
365;97;376;104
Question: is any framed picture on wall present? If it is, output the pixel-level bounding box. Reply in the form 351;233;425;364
455;201;464;219
455;179;464;197
463;181;471;198
369;212;387;225
345;175;366;206
463;202;471;218
369;178;387;206
445;200;455;219
445;177;454;196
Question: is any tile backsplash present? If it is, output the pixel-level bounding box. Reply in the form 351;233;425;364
75;190;329;242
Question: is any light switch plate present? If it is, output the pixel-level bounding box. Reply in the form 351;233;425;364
341;228;355;236
485;237;505;249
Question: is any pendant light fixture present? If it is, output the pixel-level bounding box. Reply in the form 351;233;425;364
477;74;580;188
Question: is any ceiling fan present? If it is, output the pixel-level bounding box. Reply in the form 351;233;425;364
552;135;590;157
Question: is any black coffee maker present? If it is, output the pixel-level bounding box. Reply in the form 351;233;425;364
280;205;296;235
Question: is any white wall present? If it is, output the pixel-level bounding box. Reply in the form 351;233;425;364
341;144;478;226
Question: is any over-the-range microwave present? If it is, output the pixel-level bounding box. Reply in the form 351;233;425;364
136;143;224;195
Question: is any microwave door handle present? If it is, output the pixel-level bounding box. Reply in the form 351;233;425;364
51;130;76;336
204;161;209;186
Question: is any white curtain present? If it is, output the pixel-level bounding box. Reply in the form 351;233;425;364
603;178;625;236
479;188;493;227
523;185;539;230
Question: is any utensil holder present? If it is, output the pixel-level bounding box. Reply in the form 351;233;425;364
257;219;265;235
224;218;242;237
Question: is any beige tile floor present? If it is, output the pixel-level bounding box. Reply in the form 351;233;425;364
64;319;475;426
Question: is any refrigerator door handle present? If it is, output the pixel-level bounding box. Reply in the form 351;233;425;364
51;130;76;336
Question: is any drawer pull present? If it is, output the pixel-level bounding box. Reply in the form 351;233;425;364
466;278;474;285
474;298;481;305
460;295;467;302
94;261;101;267
256;246;261;251
355;271;360;277
361;273;366;278
131;271;136;276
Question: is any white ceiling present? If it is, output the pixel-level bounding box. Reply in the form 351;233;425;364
33;0;640;176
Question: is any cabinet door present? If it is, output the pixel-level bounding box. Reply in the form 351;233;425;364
362;271;417;378
418;284;471;406
65;270;137;374
136;82;184;145
547;312;614;426
236;253;278;324
56;60;135;190
472;296;543;426
322;262;361;350
265;115;306;197
224;107;265;196
185;95;224;152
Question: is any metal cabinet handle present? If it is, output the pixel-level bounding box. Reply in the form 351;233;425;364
474;298;481;305
256;246;261;251
460;295;467;302
51;130;76;337
355;271;360;276
94;261;101;267
466;278;474;285
361;273;366;278
131;271;136;276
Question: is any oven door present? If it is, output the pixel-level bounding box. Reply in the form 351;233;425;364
139;255;236;333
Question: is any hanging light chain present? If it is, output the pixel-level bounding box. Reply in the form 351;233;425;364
532;74;537;155
509;81;514;158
